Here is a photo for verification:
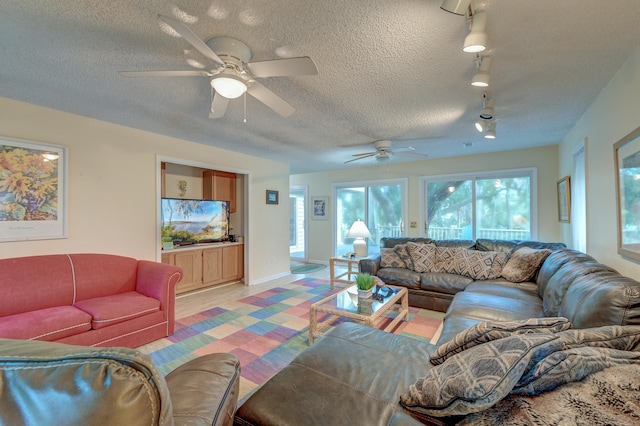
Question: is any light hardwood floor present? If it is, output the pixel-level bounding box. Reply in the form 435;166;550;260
175;265;330;319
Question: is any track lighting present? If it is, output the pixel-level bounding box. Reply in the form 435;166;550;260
480;97;495;120
484;122;497;139
463;11;488;53
471;56;491;87
440;0;471;15
475;119;488;132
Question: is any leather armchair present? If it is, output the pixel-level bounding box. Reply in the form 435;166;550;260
0;338;240;426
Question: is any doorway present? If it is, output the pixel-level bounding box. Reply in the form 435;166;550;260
290;185;308;262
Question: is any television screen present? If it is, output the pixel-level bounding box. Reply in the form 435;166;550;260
161;198;229;243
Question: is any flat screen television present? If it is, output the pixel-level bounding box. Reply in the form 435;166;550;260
161;198;230;244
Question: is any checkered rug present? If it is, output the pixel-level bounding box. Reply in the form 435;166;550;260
138;277;443;399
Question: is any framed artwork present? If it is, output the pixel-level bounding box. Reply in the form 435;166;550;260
614;126;640;261
557;176;571;223
312;196;329;220
266;189;279;205
0;137;67;241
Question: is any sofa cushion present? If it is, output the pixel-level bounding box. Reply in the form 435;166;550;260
420;272;473;295
0;306;92;341
501;247;552;282
475;239;517;253
430;317;572;365
435;247;463;274
399;333;561;417
449;249;498;280
74;291;161;330
377;268;421;289
443;291;544;323
488;251;509;279
380;248;407;269
406;242;437;273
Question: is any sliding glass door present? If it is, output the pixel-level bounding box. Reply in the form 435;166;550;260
334;179;406;256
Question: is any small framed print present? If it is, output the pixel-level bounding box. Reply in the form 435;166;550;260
557;176;571;223
311;196;329;220
266;190;279;205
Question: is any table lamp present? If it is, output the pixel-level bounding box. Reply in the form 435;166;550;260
346;219;372;257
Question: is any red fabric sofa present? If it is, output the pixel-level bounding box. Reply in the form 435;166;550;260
0;253;183;348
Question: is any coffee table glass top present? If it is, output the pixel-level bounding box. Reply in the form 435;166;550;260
320;285;400;316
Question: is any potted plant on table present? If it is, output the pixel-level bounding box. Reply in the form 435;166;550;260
355;273;375;299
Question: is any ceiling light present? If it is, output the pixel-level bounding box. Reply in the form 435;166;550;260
440;0;471;15
479;98;495;119
485;122;497;139
471;56;491;87
211;74;247;99
463;11;488;53
475;119;488;132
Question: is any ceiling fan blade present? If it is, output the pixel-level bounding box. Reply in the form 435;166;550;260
352;151;377;157
246;57;318;77
394;146;417;153
247;81;296;118
395;151;429;159
118;70;211;77
209;92;229;119
158;15;225;66
344;153;376;164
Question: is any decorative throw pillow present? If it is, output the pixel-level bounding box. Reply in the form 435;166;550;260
400;333;562;417
406;242;438;273
487;251;509;279
449;249;497;280
380;248;407;269
430;317;572;365
501;247;552;282
393;244;415;271
434;246;462;274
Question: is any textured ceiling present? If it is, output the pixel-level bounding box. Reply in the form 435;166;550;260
1;1;640;173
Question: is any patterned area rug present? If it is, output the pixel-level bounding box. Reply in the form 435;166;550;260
138;277;443;399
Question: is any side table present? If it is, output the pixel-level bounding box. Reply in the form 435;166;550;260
329;256;362;289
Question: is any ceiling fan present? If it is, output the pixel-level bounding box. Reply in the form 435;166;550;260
344;140;428;164
119;15;318;119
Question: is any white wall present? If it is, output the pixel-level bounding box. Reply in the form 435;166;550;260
0;97;291;284
559;47;640;280
291;145;560;264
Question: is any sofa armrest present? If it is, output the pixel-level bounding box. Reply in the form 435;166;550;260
136;260;183;333
359;255;381;276
166;353;240;426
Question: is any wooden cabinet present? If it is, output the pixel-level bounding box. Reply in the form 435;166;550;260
162;243;243;294
203;170;236;212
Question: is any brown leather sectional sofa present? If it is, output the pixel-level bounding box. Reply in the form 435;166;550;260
235;241;640;425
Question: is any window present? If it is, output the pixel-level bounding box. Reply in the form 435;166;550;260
571;143;586;252
422;168;537;240
334;179;407;256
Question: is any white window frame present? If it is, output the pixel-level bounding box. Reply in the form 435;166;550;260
420;167;538;240
332;178;408;257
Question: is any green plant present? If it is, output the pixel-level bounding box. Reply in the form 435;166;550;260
355;273;374;291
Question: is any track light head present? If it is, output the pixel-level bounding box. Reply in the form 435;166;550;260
463;11;488;53
485;122;497;139
480;98;495;119
471;56;491;87
475;119;488;132
440;0;471;15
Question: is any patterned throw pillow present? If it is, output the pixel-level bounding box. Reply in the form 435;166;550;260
501;247;552;282
487;251;509;279
393;244;415;270
430;317;572;365
435;247;462;274
448;249;498;280
379;248;407;268
406;242;438;273
400;334;562;417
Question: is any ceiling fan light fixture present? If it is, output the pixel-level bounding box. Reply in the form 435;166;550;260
485;122;497;139
463;11;488;53
471;56;491;87
440;0;471;15
211;74;247;99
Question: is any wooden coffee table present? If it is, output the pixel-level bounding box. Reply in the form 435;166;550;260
308;285;408;344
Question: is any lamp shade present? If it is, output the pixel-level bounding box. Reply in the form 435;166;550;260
211;75;247;99
463;11;488;53
346;220;372;239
